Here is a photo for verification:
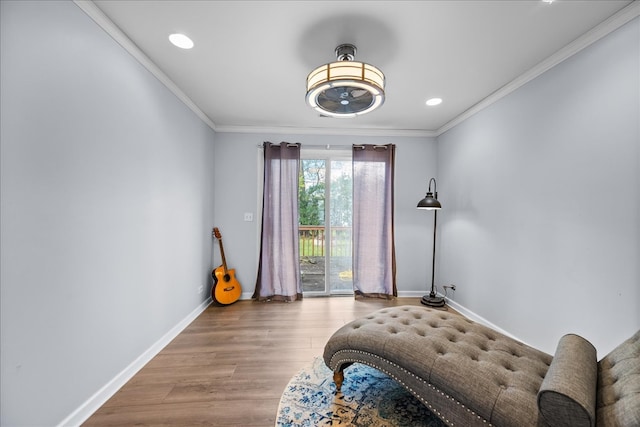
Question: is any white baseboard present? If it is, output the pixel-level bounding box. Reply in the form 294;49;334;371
239;288;526;345
57;298;212;427
397;290;427;298
397;292;528;346
444;299;529;346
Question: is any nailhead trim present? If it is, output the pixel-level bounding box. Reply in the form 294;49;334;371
330;350;493;426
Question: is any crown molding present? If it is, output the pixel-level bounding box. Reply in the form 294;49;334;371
436;0;640;136
73;0;217;131
214;125;437;138
74;0;638;140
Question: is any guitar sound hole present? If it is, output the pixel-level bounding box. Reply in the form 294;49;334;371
224;274;231;282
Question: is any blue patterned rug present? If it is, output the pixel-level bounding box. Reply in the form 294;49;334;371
276;356;446;426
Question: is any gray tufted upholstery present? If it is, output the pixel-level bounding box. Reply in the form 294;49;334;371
596;330;640;427
537;334;597;427
323;306;640;427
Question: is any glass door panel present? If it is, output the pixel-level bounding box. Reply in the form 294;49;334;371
299;153;352;295
328;160;352;294
299;158;326;293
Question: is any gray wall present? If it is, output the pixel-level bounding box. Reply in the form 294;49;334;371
1;1;216;425
437;17;640;356
2;1;637;425
212;133;438;298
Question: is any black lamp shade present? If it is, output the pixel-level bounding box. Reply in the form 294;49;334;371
417;192;441;210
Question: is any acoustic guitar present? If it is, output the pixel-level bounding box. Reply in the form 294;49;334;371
211;227;242;305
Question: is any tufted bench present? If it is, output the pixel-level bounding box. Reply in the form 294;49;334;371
323;306;640;427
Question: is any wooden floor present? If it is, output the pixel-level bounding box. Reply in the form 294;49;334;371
84;296;452;426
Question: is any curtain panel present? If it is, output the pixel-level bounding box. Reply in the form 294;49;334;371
352;144;397;298
253;142;303;301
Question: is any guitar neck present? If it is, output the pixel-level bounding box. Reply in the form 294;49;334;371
218;238;229;275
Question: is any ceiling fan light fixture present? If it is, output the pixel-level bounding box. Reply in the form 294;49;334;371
306;44;385;118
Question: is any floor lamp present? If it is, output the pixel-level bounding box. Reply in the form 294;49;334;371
417;178;445;307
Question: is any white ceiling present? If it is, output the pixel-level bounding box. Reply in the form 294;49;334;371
87;0;636;136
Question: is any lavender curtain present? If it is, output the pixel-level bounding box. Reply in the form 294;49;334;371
253;142;303;301
352;144;396;298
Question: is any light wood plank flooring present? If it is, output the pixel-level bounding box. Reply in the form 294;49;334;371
84;296;453;426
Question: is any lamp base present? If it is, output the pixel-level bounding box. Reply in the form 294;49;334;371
421;295;445;307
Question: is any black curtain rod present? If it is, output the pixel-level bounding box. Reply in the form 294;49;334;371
353;144;389;150
259;142;300;148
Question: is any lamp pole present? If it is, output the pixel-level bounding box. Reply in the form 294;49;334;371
417;178;445;307
430;208;438;299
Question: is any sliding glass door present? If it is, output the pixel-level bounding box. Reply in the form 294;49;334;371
299;149;353;295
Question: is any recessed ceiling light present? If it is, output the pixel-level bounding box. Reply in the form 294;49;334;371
425;98;443;106
542;0;555;4
169;33;194;49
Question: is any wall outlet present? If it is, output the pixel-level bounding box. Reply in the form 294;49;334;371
197;285;203;294
244;212;253;222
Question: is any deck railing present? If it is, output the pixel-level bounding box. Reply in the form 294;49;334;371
299;226;352;257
